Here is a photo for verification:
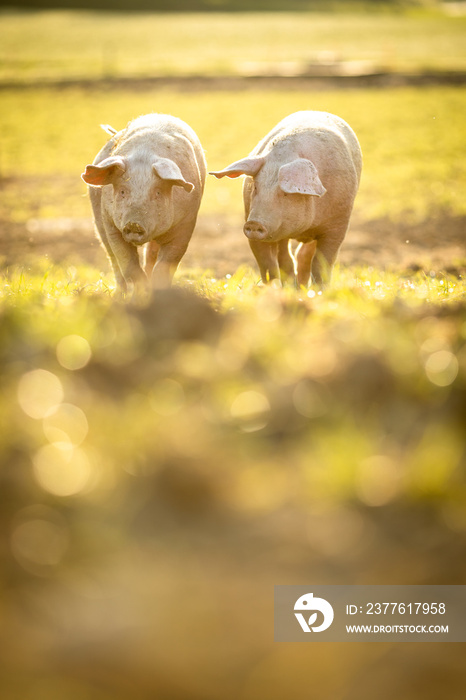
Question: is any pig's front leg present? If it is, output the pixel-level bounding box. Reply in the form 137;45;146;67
149;222;193;289
277;239;296;283
90;189;127;291
104;221;147;293
144;240;161;277
248;240;280;284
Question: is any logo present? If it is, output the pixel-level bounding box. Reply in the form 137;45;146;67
294;592;334;633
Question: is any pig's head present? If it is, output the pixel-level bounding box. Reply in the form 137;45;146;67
82;155;194;245
210;154;326;242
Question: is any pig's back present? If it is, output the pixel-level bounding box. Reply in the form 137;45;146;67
114;113;206;185
255;110;362;184
127;113;201;149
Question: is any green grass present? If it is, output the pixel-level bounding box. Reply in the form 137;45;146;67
1;9;466;84
1;85;465;224
2;261;465;504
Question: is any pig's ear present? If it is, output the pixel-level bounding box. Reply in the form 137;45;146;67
209;156;265;179
153;158;194;193
279;158;326;196
81;156;126;187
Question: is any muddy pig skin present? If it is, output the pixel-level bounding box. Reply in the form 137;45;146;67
210;111;362;286
82;113;206;291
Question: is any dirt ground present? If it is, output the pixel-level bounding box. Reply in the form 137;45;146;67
1;211;465;279
4;70;466;94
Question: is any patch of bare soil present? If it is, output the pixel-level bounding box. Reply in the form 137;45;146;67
3;71;466;94
1;213;465;279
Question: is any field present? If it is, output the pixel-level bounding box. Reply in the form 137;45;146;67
1;9;466;83
1;85;466;276
1;8;466;700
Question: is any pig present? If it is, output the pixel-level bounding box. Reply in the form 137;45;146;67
210;111;362;287
82;113;206;292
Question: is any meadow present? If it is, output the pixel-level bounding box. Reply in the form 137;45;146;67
1;7;466;700
1;85;466;224
1;8;466;83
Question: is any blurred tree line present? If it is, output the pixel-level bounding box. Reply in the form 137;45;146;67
0;0;435;12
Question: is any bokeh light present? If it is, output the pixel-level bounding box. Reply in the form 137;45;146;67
42;403;89;446
56;334;92;370
32;444;93;497
230;389;271;432
17;369;64;419
424;350;459;387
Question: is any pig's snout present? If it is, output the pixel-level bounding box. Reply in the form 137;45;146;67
244;220;268;241
122;222;147;244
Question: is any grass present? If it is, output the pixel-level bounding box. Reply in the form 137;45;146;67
2;260;465;507
1;9;466;84
1;85;466;224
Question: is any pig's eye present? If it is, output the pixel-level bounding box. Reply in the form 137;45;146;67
153;189;161;198
118;187;127;198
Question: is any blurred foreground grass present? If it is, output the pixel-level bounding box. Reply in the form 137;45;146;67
1;262;465;698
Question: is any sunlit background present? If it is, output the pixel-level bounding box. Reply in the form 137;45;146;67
1;1;466;698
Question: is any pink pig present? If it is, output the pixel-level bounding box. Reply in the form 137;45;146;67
82;113;206;292
210;111;362;286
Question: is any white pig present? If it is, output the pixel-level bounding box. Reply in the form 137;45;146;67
210;111;362;286
82;113;206;291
